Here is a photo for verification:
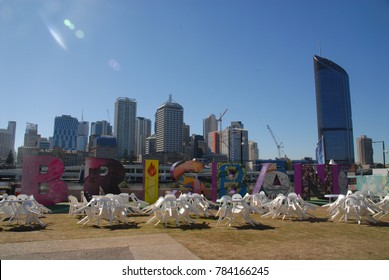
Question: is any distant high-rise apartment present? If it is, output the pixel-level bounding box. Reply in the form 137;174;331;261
155;95;183;153
356;135;373;165
53;115;79;150
24;123;40;147
313;55;355;165
135;117;152;158
203;114;218;144
114;97;137;158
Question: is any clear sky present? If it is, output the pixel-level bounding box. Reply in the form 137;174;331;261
1;0;388;162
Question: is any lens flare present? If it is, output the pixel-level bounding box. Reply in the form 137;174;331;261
108;59;121;71
75;30;85;39
48;26;67;51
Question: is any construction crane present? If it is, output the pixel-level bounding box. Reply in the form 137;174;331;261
217;109;228;131
267;125;284;159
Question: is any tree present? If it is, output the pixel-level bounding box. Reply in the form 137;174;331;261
6;150;14;167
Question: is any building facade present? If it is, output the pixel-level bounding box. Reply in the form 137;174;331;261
220;121;249;164
248;140;259;162
91;120;112;136
313;55;355;165
53;115;79;151
203;114;218;145
155;95;183;153
24;123;40;148
0;121;16;159
114;97;137;159
77;121;89;152
135;117;152;159
356;135;373;166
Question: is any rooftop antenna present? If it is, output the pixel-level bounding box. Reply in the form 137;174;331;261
81;109;84;122
106;109;111;123
319;41;322;56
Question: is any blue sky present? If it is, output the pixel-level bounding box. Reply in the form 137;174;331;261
1;0;388;162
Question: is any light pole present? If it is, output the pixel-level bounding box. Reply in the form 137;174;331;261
373;141;386;167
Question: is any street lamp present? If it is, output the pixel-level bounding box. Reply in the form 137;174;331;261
373;141;386;167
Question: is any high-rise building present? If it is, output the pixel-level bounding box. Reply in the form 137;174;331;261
0;121;16;159
24;123;40;148
91;120;112;136
135;117;152;158
77;121;89;152
7;121;16;150
208;131;220;154
38;137;51;150
220;122;249;163
145;134;157;155
155;95;183;153
53;115;79;150
313;55;355;165
248;140;259;162
356;135;373;166
203;114;218;144
114;97;137;158
0;130;12;159
183;123;190;146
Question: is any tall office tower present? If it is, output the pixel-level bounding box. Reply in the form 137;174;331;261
53;115;79;150
248;140;259;161
114;97;137;158
155;95;183;153
7;121;16;150
91;120;112;136
38;137;51;150
135;117;152;158
356;135;373;166
183;123;190;145
203;114;218;144
208;131;220;154
24;123;40;147
313;55;355;165
77;121;89;152
190;134;206;158
0;129;12;159
145;134;157;155
220;122;249;163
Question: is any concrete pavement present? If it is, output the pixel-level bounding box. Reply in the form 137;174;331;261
0;233;200;260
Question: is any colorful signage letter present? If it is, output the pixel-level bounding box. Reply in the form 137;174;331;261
84;157;125;195
21;155;68;205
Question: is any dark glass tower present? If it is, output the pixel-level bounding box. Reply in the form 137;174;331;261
313;55;355;165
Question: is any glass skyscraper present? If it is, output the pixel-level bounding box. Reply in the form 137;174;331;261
53;115;79;150
313;55;355;165
114;97;137;158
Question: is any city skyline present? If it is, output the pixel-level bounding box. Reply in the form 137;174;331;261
1;0;388;162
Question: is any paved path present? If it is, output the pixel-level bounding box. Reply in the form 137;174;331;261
0;234;200;260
